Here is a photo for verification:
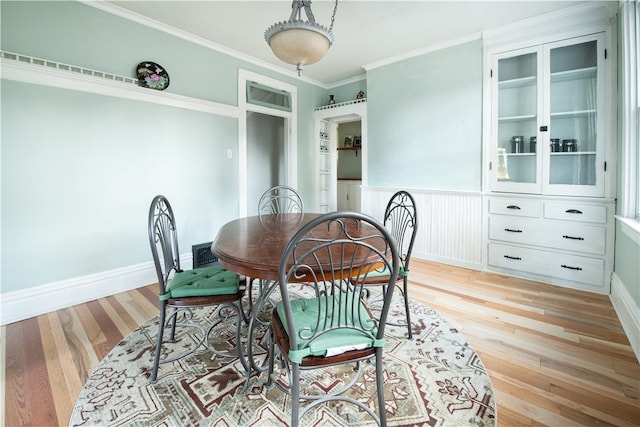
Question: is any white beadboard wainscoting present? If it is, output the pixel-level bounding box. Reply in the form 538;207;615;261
361;187;484;270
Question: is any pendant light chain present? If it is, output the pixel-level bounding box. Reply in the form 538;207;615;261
329;0;339;32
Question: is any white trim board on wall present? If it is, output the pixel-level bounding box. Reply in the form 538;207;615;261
610;273;640;363
0;253;193;326
0;53;239;119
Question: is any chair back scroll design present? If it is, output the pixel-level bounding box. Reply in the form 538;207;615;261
384;191;418;273
258;185;304;214
268;211;400;426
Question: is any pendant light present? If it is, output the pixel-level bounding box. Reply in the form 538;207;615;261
265;1;338;76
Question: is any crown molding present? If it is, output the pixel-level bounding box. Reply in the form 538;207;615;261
79;0;329;89
363;32;482;73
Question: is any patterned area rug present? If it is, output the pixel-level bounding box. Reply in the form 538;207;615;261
69;286;496;426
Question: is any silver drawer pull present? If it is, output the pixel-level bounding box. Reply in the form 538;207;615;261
505;228;523;233
504;255;522;260
563;235;584;241
561;264;583;271
565;209;583;214
506;205;521;210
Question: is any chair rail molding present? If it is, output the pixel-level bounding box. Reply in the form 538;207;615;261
0;51;239;119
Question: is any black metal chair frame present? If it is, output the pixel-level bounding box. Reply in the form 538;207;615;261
147;195;247;383
382;190;418;339
248;185;304;317
266;211;400;426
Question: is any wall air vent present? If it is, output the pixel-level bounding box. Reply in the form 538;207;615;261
192;242;220;269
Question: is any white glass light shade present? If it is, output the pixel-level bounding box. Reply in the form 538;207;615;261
268;27;331;66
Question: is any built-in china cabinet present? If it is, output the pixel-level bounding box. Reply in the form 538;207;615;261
484;11;617;294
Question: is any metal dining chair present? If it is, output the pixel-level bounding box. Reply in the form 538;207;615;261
249;185;304;310
266;211;400;426
147;195;247;383
356;191;418;339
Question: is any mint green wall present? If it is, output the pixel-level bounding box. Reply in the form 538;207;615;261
614;224;640;305
367;40;483;190
1;81;239;291
0;1;322;292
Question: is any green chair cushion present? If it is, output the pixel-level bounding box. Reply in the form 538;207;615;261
276;293;384;364
161;266;239;300
365;265;407;278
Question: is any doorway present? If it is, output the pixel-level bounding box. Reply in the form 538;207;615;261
314;101;368;212
246;112;286;214
238;70;297;216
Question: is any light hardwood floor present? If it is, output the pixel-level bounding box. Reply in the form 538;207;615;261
2;259;639;426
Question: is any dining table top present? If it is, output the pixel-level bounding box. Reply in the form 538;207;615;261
212;212;386;282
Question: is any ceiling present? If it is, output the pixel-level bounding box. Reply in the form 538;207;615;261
108;0;606;86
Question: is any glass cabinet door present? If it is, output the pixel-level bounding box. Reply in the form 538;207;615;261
490;33;605;197
544;35;604;196
492;47;542;193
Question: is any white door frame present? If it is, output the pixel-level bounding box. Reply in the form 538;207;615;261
315;101;367;211
238;69;297;217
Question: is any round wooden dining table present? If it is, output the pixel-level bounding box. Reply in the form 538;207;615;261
212;212;321;282
211;212;392;387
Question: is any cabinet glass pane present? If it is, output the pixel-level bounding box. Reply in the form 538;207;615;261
497;52;537;183
549;41;597;185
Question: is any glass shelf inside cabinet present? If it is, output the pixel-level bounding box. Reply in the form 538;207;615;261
498;114;537;122
551;66;596;83
498;75;536;89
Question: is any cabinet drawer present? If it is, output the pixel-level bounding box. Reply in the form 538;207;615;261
488;243;604;287
544;202;607;223
545;223;606;255
489;216;540;245
490;216;606;255
489;198;542;217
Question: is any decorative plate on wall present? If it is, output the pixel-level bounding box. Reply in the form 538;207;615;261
136;61;170;91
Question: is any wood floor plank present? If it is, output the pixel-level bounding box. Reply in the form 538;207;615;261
100;296;137;337
56;307;99;385
37;314;73;427
46;311;84;406
114;290;156;326
85;300;123;360
22;317;58;425
4;322;29;426
72;303;108;359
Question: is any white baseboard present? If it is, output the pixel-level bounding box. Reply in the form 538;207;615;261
414;252;484;272
610;273;640;363
0;254;193;326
